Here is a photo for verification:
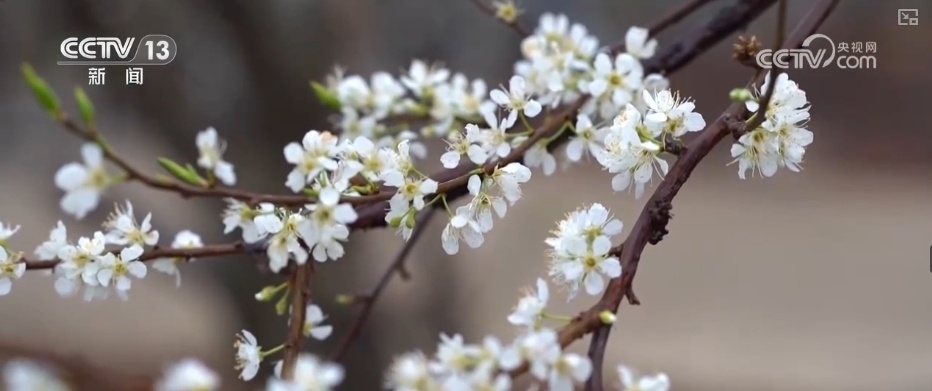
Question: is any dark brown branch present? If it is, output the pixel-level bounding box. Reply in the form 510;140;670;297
467;0;530;36
740;0;787;136
610;0;720;54
328;207;437;362
57;116;388;207
24;241;248;270
568;0;840;387
280;262;313;380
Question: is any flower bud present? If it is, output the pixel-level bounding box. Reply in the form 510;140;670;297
335;294;355;305
729;88;753;103
598;310;617;325
389;215;403;228
254;285;280;302
310;81;341;110
21;63;61;118
275;294;290;315
74;87;95;126
405;212;417;229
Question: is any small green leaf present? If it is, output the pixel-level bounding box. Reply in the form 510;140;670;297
74;87;95;125
310;81;341;110
157;157;206;186
21;63;61;118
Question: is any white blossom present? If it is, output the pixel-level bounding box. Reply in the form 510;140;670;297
490;75;542;118
441;205;485;255
499;328;561;381
478;107;519;159
524;141;557;176
401;60;450;98
2;359;70;391
54;231;107;299
102;200;160;247
508;278;549;330
440;124;488;169
152;230;203;287
0;247;25;296
548;352;592;391
598;105;668;198
384;352;437;391
234;330;262;381
618;364;670;391
271;354;344;391
642;89;706;138
262;211;310;272
303;304;333;340
581;52;644;119
732;72;813;179
624;26;657;60
302;186;358;262
547;204;623;299
34;221;67;261
155;358;220;391
195;127;237;186
0;222;20;243
487;162;532;204
54;143;111;219
89;244;147;300
284;130;340;193
222;199;276;243
566;113;607;162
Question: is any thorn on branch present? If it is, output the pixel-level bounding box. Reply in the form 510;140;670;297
647;199;673;245
625;286;641;305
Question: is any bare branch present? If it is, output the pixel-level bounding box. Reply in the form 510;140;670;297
280;262;314;380
329;207;437;362
23;241;249;270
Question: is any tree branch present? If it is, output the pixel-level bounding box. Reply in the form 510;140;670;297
280;262;314;380
575;1;840;388
328;207;437;362
738;0;787;137
23;241;250;270
609;0;720;54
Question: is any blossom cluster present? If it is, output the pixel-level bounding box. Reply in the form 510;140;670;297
1;4;819;390
380;203;668;391
0;201;206;301
730;72;813;179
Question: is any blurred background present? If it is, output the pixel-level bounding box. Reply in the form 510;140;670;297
1;0;931;390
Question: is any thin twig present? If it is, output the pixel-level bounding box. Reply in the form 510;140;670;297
610;0;721;54
466;0;530;36
328;207;437;362
740;0;788;136
280;262;313;380
58;116;388;207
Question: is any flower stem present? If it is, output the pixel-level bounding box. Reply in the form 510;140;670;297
542;312;574;322
260;344;285;359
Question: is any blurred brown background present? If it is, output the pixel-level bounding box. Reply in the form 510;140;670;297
1;0;931;390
